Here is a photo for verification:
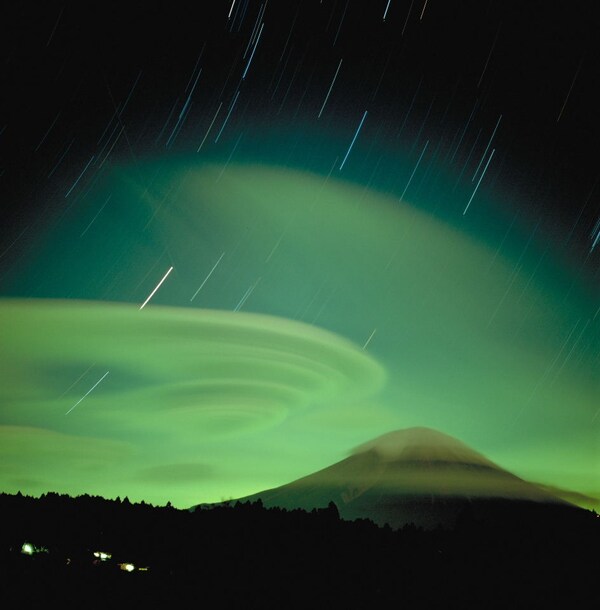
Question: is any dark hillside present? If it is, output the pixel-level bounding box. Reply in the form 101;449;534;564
1;491;598;608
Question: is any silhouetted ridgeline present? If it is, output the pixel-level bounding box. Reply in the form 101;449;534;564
1;491;598;607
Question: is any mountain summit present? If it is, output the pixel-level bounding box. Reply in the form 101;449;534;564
222;427;577;529
351;427;497;466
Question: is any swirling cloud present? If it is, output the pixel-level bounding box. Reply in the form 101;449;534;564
0;299;384;441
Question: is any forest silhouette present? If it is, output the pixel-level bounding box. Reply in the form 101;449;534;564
1;491;598;607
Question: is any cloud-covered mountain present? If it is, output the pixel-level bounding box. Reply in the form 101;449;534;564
216;427;582;528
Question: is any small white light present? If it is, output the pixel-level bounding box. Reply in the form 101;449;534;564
93;551;111;560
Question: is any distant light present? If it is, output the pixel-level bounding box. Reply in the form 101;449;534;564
21;543;34;555
93;551;111;561
119;562;135;572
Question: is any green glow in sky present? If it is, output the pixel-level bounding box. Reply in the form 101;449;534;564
0;299;383;502
1;161;597;508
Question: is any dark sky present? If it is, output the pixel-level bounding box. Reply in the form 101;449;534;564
2;1;598;265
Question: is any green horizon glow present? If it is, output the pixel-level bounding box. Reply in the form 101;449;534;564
0;159;597;509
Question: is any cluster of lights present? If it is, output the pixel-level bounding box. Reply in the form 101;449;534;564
21;542;48;555
21;542;148;573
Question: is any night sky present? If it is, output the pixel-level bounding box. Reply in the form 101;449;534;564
1;1;598;509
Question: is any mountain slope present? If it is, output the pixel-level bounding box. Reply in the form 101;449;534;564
219;427;578;528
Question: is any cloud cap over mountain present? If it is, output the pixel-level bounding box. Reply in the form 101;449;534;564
227;427;583;529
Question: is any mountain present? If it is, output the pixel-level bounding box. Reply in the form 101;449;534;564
215;427;581;529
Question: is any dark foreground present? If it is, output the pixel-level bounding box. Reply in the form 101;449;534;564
1;492;598;608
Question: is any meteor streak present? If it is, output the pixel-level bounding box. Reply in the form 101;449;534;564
140;266;174;310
